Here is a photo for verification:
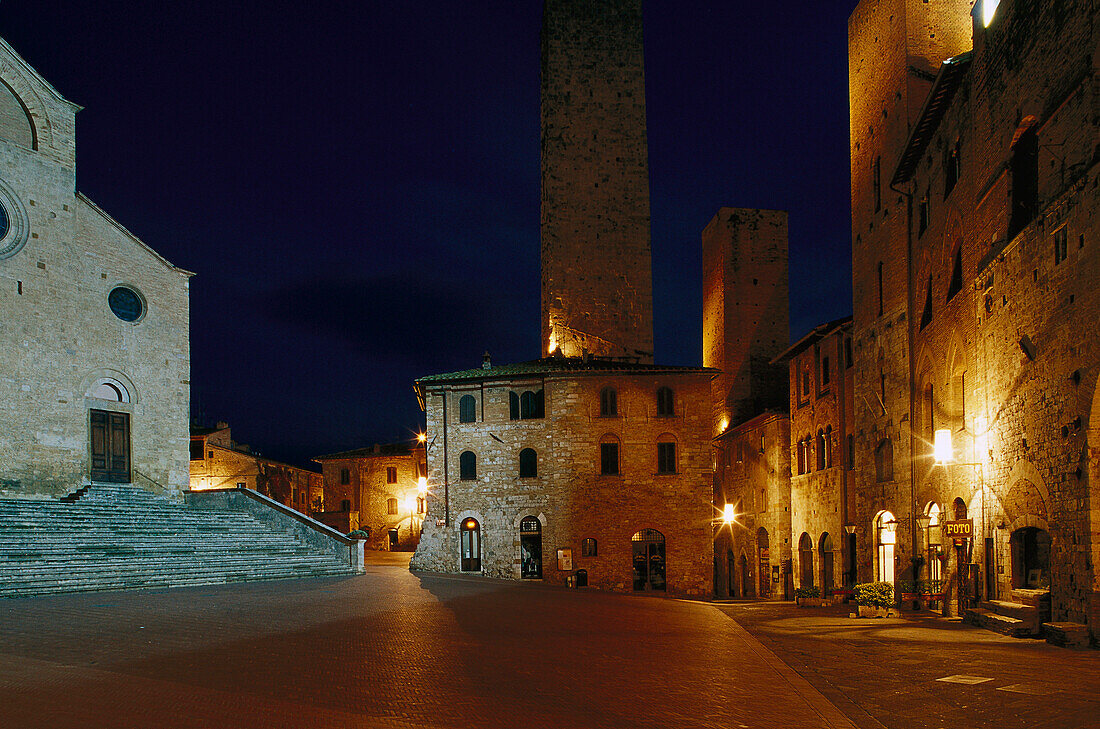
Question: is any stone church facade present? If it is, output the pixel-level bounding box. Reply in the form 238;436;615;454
0;36;191;498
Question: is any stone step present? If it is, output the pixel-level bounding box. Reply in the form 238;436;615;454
0;556;346;582
965;607;1038;637
1043;622;1091;649
982;599;1040;623
0;545;323;564
1010;588;1051;608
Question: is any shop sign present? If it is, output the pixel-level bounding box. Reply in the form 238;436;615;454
942;519;973;542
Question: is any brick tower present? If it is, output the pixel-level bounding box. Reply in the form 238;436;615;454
702;208;790;435
540;0;654;363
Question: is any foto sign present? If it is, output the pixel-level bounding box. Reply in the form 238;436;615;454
942;519;973;540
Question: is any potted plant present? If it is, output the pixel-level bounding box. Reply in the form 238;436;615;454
853;581;897;617
794;585;823;607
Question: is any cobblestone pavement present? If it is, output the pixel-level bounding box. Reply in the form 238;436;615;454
719;600;1100;729
0;554;854;729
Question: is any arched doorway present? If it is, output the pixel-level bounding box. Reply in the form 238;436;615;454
460;517;480;572
1011;526;1050;589
820;533;834;593
739;554;750;598
757;528;771;597
631;529;665;591
799;533;814;588
519;516;542;579
727;549;737;597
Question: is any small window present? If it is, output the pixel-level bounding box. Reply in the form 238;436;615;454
873;155;881;212
519;448;537;478
340;468;350;485
944;142;960;197
657;440;676;474
821;356;831;387
600;442;619;475
520;390;544;419
459;451;477;480
920;274;933;330
816;430;826;470
386;466;397;484
416;496;425;514
844;338;854;369
877;261;885;316
208;451;214;459
459;394;476;423
847;434;855;470
387;497;398;515
759;488;768;513
340;499;351;512
599;387;617;417
824;426;833;468
190;441;204;461
875;439;894;482
918;191;930;236
656;387;674;416
946;247;963;301
1054;226;1068;265
581;538;597;557
509;391;520;420
800;371;810;400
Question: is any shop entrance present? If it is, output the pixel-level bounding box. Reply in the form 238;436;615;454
631;529;665;591
520;516;542;579
1011;526;1050;589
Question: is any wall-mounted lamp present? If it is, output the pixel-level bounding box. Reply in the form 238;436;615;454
722;503;736;524
934;429;953;464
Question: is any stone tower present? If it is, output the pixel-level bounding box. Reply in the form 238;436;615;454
540;0;654;363
702;208;789;435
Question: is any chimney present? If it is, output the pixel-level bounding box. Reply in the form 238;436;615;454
482;351;492;369
215;421;229;430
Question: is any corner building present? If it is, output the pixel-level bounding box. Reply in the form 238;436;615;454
410;358;714;598
849;0;1100;637
0;37;191;498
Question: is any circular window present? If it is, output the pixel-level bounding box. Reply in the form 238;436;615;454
0;178;29;260
108;286;145;322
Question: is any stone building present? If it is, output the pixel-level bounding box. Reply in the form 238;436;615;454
189;423;322;517
848;0;1100;637
713;411;792;600
410;357;714;597
314;441;427;550
0;36;191;498
778;318;855;595
541;0;653;362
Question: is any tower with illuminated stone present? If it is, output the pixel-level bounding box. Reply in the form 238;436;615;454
540;0;654;363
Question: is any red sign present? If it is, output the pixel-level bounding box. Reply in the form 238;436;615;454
942;520;973;540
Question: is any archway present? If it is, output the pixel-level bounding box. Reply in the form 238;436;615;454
727;549;737;598
820;533;834;593
798;533;814;588
631;529;665;591
519;516;542;579
757;528;771;597
460;517;480;572
1010;526;1050;590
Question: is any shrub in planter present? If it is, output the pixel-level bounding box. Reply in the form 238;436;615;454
853;581;894;608
794;586;821;599
346;529;370;539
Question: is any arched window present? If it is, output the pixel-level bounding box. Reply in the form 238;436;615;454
924;503;942;583
581;538;597;557
820;533;835;592
600;435;619;476
796;439;806;475
875;511;897;583
875;438;893;482
656;387;674;416
459;451;477;480
599;387;617;417
509;391;520;420
459;394;476;423
824;426;833;468
87;378;131;403
816;430;826;470
799;533;814;588
519;448;537;478
460;518;480;571
953;497;967;520
416;496;425;514
757;528;771;598
386;497;398;515
520;390;544;419
656;435;676;474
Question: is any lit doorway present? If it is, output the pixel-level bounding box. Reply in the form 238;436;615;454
631;529;665;591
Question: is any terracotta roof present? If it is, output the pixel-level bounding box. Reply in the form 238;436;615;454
417;356;714;386
314;442;424;461
772;316;852;363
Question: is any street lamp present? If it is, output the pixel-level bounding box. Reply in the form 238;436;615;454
722;503;736;524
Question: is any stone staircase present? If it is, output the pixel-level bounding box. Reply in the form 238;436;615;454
965;588;1051;638
0;483;359;598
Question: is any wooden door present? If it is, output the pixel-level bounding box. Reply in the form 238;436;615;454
90;409;130;483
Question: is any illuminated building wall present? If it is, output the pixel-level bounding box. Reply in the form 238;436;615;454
540;0;654;362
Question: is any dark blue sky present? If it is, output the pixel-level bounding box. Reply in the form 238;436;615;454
3;2;853;465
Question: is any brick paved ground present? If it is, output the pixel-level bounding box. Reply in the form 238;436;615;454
0;553;854;729
720;600;1100;729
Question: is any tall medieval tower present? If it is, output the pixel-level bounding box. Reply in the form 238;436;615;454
847;0;972;570
540;0;654;363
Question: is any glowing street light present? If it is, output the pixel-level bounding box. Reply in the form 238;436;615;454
933;429;953;465
722;503;736;524
417;476;427;493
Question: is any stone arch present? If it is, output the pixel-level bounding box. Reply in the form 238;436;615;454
511;511;547;529
80;368;139;405
0;56;54;152
1002;460;1050;523
0;76;35;149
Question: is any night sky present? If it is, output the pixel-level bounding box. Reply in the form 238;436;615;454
3;2;854;466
